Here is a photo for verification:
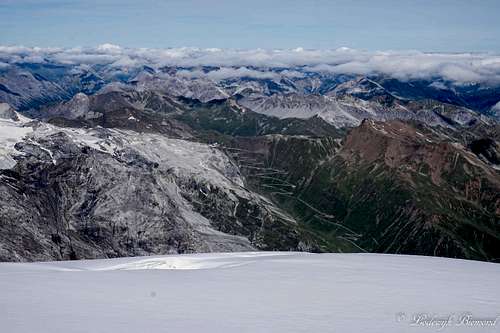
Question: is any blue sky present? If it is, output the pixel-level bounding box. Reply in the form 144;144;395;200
0;0;499;51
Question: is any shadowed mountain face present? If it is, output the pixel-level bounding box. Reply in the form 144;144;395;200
0;62;499;262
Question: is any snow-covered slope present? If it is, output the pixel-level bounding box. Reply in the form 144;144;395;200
1;252;499;333
0;105;34;169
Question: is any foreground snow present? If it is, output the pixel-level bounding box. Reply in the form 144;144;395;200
1;252;499;332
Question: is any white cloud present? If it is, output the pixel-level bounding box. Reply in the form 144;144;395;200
96;43;122;54
177;66;305;82
428;81;448;90
110;55;138;68
1;45;500;84
178;67;278;81
305;51;500;84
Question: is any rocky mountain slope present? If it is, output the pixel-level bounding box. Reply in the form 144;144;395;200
0;112;321;261
221;120;500;261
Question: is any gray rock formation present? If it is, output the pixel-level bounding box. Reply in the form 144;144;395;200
0;118;316;261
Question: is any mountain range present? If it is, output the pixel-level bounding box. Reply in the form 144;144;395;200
0;52;499;262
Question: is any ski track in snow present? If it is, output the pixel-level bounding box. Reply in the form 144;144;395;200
1;252;500;333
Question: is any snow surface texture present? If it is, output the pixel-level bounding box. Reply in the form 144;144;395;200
1;252;499;333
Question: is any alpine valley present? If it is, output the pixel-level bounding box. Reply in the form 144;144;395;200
0;46;499;262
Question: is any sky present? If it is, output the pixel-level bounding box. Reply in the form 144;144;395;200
0;0;499;51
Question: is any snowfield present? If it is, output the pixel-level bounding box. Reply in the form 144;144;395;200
1;252;499;333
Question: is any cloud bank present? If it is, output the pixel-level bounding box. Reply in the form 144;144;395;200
1;44;500;84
